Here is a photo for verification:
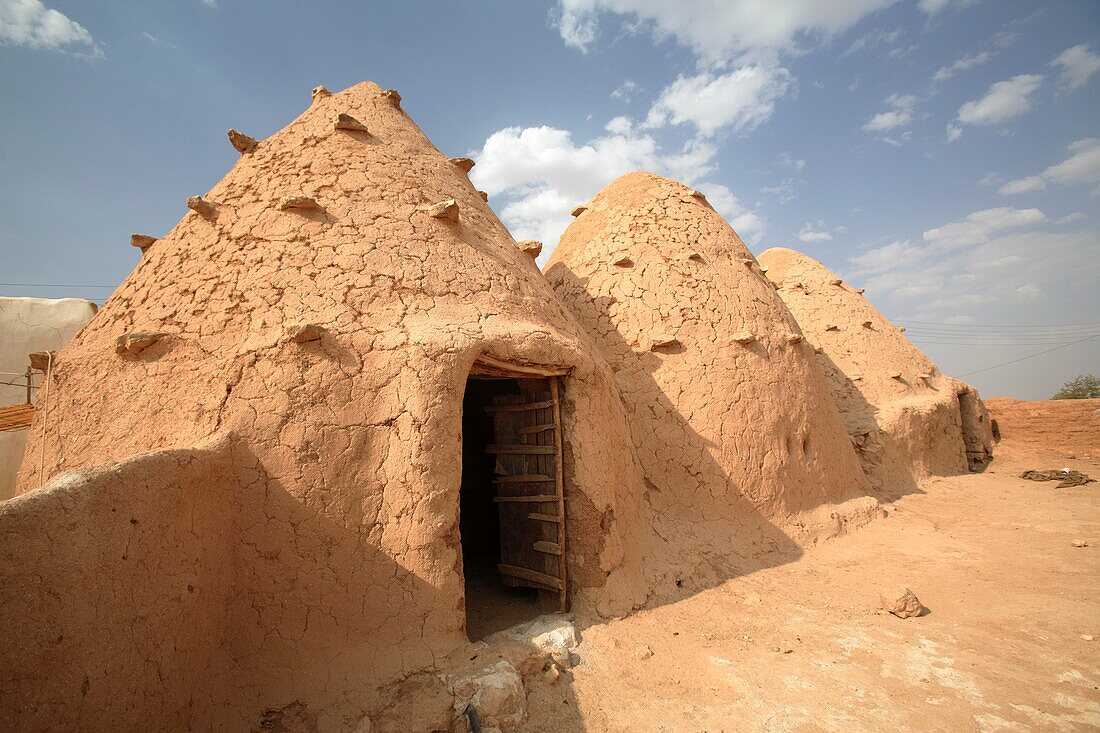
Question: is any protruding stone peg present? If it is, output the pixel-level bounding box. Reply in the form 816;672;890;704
890;372;903;380
227;129;257;154
612;255;633;267
131;234;157;252
852;374;864;381
829;278;843;286
286;323;323;344
862;320;874;328
449;157;475;173
759;265;769;273
732;332;756;344
786;333;803;344
571;205;587;217
690;189;707;200
688;252;705;263
116;332;166;357
647;335;679;351
517;240;542;258
824;324;839;332
426;199;459;222
381;89;402;108
739;258;755;267
279;195;321;211
898;326;907;332
335;113;369;133
187;196;215;218
478;191;489;201
312;85;331;101
856;288;866;295
919;373;933;380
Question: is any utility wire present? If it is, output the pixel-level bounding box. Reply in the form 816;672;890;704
896;319;1100;328
0;283;116;288
955;333;1100;378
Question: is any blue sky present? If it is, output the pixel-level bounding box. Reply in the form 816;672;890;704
0;0;1097;398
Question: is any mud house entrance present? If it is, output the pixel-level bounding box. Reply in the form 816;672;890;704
460;359;569;641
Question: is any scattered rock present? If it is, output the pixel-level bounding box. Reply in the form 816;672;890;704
880;586;925;618
115;332;166;357
130;234;157;252
1020;470;1096;488
633;644;654;660
227;129;257;154
334;113;369;133
351;716;372;733
501;615;579;669
425;199;459;222
279;195;321;211
516;240;542;258
1082;634;1095;641
1072;540;1088;548
187;196;215;218
285;323;323;343
449;157;475;172
448;660;527;731
571;205;587;217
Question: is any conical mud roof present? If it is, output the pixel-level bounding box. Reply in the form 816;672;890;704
546;173;875;544
757;247;987;490
9;82;657;727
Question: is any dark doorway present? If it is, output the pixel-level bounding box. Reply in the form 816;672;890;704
460;371;568;641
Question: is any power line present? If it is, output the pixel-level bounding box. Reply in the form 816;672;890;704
895;319;1100;329
956;333;1100;378
0;283;117;288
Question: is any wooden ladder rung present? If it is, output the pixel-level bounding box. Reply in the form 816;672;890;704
518;423;556;435
484;399;557;413
486;444;556;455
493;474;554;483
528;512;561;523
498;563;563;590
533;541;562;555
493;494;558;503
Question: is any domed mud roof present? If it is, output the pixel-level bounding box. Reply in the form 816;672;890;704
546;172;875;540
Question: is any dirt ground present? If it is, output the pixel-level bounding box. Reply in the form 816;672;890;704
521;442;1100;732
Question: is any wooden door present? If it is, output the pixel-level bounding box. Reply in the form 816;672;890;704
485;377;568;610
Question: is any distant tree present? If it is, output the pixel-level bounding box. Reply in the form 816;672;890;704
1052;374;1100;399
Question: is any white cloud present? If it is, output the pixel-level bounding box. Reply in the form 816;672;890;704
643;66;791;136
843;26;901;57
863;93;917;132
922;207;1046;248
0;0;101;56
946;121;963;142
955;74;1045;127
847;221;1097;326
999;138;1100;195
611;79;642;102
760;177;800;205
469;122;763;257
798;222;833;242
933;51;992;83
1050;43;1100;91
978;171;1001;187
997;176;1045;196
779;152;805;170
554;0;895;63
918;0;980;14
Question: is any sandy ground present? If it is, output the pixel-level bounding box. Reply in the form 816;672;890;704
521;443;1100;732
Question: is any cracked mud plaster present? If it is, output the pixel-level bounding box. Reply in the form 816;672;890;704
6;81;656;731
757;248;994;494
546;173;881;564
